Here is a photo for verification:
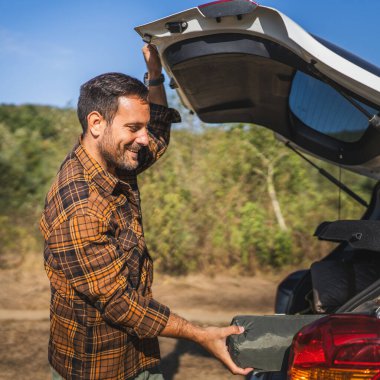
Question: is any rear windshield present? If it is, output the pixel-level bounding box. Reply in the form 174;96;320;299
289;71;379;142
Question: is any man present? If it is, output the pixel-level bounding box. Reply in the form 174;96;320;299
40;44;252;380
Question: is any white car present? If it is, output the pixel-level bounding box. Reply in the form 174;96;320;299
136;1;380;379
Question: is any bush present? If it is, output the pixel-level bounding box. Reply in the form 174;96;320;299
0;103;374;274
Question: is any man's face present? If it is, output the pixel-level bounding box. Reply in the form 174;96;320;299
99;96;150;171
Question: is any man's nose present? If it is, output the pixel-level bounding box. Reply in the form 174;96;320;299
135;127;149;146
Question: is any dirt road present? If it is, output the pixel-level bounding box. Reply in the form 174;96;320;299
0;257;279;380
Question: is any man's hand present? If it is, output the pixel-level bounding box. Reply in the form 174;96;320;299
141;44;167;106
161;313;253;376
196;325;254;376
142;44;162;79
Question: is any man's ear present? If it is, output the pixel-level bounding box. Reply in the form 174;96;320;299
87;111;105;138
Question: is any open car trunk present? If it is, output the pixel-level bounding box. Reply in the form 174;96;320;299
226;182;380;373
136;1;380;376
136;2;380;179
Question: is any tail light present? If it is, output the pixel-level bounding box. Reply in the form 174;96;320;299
198;0;258;19
288;314;380;380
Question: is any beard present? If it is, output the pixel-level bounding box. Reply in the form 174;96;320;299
99;128;140;171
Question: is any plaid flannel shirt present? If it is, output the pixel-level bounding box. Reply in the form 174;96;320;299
40;104;180;380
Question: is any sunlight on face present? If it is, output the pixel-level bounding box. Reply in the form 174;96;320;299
99;96;150;171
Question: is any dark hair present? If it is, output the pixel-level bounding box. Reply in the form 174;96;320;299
77;72;148;134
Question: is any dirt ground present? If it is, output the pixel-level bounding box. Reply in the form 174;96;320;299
0;254;280;380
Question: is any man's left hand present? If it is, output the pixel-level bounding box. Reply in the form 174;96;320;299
142;44;162;78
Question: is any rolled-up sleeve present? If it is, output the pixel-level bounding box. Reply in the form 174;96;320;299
137;103;181;174
47;213;170;338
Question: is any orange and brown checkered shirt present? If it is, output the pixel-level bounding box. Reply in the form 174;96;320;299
40;104;180;380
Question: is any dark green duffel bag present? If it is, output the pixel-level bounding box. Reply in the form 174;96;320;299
227;314;325;372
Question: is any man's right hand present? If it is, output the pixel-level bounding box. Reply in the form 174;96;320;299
160;313;253;375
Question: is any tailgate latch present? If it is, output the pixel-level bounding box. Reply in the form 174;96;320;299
165;21;188;34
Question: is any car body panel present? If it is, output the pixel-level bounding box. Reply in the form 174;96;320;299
136;4;380;179
135;5;380;106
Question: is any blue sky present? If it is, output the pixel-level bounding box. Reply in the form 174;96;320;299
1;0;379;107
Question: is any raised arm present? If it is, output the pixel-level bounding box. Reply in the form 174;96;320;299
136;44;181;174
142;44;167;107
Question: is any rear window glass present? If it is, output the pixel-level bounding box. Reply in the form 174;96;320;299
289;71;379;142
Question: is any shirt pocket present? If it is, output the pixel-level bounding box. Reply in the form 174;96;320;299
118;228;138;251
118;229;142;289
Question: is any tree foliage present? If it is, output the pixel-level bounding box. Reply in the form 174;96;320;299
0;103;375;272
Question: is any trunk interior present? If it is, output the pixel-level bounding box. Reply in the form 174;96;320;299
276;181;380;317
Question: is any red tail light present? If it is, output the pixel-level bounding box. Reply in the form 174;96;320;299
289;314;380;380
